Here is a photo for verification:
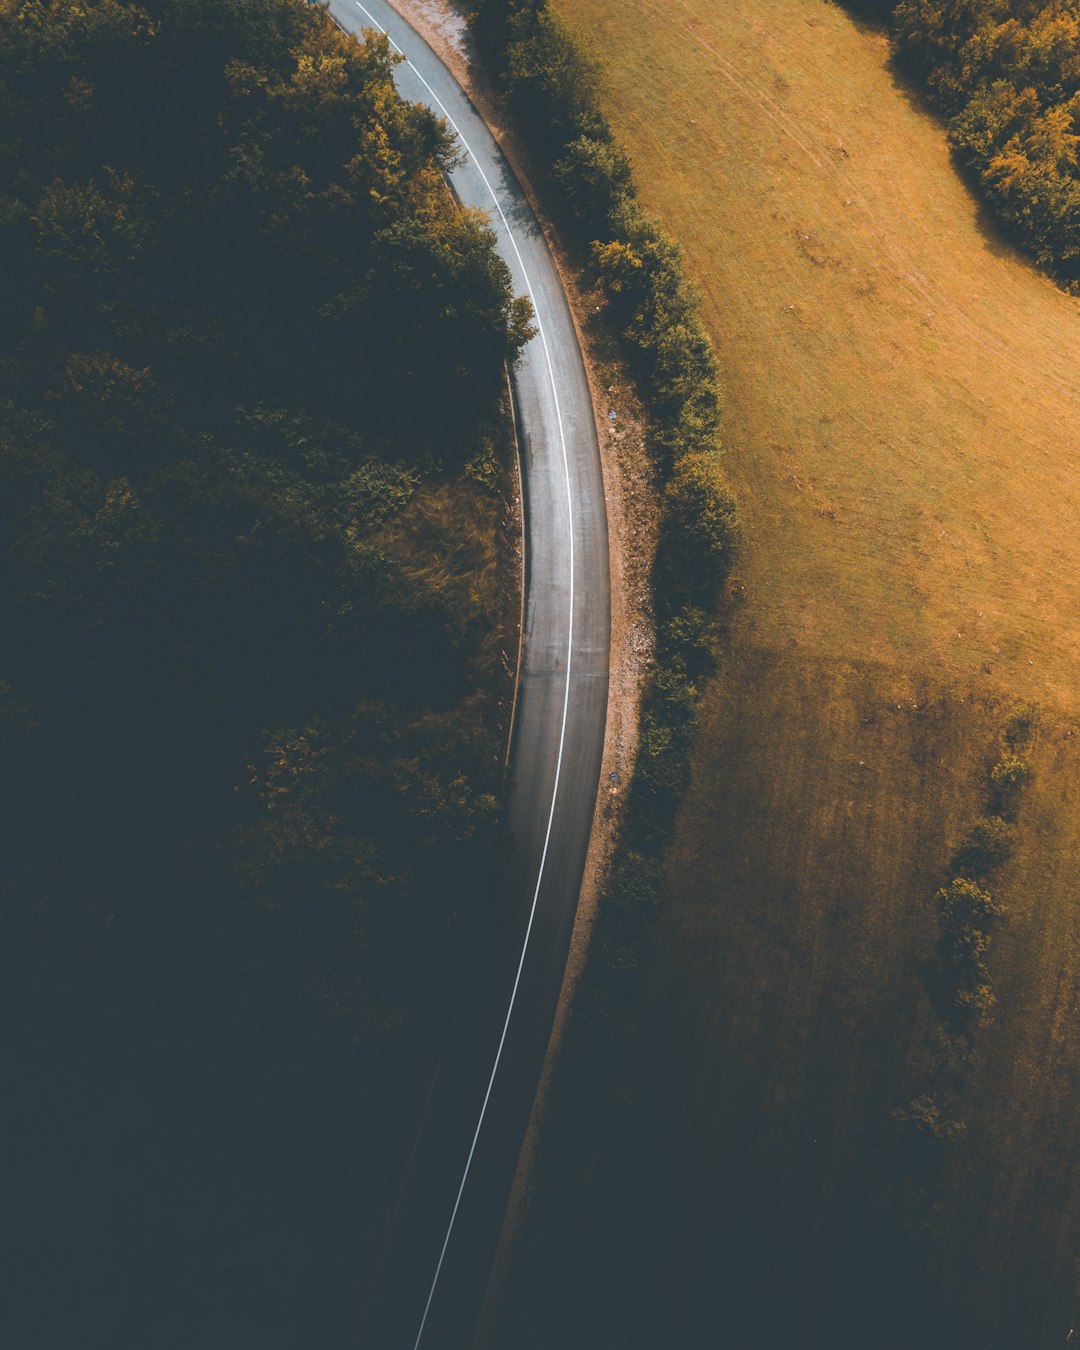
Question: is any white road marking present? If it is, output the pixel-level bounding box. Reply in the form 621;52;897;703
353;5;578;1346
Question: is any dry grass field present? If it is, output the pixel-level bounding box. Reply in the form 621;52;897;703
581;0;1080;698
484;1;1080;1346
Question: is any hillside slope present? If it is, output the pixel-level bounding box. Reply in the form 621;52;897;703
580;0;1080;699
484;1;1080;1345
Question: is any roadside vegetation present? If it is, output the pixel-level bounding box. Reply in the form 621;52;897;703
466;0;738;997
482;1;1080;1347
0;0;530;1341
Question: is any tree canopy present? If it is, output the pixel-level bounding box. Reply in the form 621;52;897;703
0;0;531;932
0;0;529;1340
861;0;1080;283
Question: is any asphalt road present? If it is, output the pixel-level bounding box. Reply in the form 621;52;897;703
322;3;611;1346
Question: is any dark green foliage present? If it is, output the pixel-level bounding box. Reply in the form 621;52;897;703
937;876;1006;1021
1;0;530;446
990;750;1031;813
952;814;1015;875
927;711;1033;1032
0;2;527;1338
900;708;1035;1209
471;0;602;163
0;0;527;932
465;0;736;1011
594;850;663;977
234;703;507;906
916;708;1033;1050
939;874;1005;940
893;1091;967;1145
503;5;606;162
467;0;729;475
464;4;736;891
592;205;724;468
633;714;692;823
885;1025;972;1220
605;849;663;912
660;450;739;602
993;756;1031;788
660;605;718;679
1003;699;1042;745
551;133;633;236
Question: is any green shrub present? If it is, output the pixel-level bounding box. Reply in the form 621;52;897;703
663;450;739;586
651;664;700;731
1003;700;1041;746
938;876;1006;934
945;921;993;966
503;5;604;165
605;850;663;913
892;1092;966;1144
886;0;1080;285
951;815;1014;876
468;0;740;986
955;980;997;1018
923;1024;975;1086
660;605;717;679
639;315;721;431
635;714;692;810
937;877;1005;1019
551;134;633;235
591;237;645;296
991;751;1031;790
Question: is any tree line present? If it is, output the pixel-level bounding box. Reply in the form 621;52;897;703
848;0;1080;285
0;0;530;1339
0;0;532;955
892;704;1037;1191
466;0;738;885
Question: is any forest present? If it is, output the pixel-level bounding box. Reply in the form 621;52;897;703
854;0;1080;282
0;0;530;1342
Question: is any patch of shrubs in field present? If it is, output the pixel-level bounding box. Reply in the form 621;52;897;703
892;703;1039;1173
843;0;1080;287
466;0;739;999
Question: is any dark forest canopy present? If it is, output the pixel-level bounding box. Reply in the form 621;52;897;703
0;0;530;1341
848;0;1080;283
0;0;533;936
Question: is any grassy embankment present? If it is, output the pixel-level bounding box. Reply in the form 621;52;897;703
485;1;1080;1345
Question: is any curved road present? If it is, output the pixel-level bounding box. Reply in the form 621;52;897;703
323;4;611;1346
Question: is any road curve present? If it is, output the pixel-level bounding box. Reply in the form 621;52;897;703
323;3;611;1346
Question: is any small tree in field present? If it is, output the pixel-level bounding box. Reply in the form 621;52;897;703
938;876;1005;938
990;750;1031;817
991;752;1030;790
952;815;1014;876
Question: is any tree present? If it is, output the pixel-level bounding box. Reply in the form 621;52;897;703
663;450;739;591
503;5;603;164
951;815;1014;875
551;133;632;235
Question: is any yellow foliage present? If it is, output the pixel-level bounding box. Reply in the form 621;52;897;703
591;237;643;293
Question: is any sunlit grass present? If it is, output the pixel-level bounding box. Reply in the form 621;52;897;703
490;0;1080;1342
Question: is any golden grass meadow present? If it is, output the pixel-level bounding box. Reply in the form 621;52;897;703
485;2;1080;1344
